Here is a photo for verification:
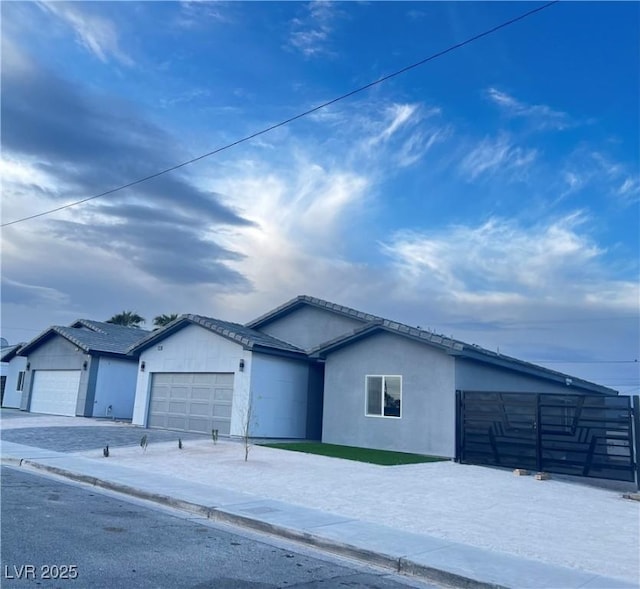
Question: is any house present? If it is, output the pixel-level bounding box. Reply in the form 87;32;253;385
310;316;617;458
129;315;321;439
1;344;27;408
246;295;617;458
17;320;149;419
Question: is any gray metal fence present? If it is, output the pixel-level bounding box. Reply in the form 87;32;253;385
456;391;640;485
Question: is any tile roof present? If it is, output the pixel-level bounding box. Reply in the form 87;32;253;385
128;314;306;356
1;344;24;362
308;313;617;396
20;321;150;357
245;294;381;328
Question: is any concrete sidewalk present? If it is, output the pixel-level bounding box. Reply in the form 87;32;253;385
1;440;635;589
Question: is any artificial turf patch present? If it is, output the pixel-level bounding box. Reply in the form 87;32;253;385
260;442;448;466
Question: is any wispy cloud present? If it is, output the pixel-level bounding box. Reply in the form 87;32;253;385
560;149;640;205
486;88;571;131
460;134;537;181
618;176;640;199
288;1;340;57
382;212;638;311
37;2;133;66
177;1;230;28
1;277;70;306
359;103;450;168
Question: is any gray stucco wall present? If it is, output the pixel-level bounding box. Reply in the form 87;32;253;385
455;359;600;395
257;306;367;351
92;357;138;419
20;335;93;415
322;332;456;457
250;354;310;438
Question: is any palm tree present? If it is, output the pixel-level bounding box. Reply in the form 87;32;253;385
106;311;146;328
153;313;179;328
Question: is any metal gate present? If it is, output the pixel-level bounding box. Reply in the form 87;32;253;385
456;391;640;484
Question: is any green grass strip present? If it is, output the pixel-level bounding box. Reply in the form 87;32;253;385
260;442;448;466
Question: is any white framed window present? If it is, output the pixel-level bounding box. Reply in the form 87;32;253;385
365;375;402;418
17;371;25;391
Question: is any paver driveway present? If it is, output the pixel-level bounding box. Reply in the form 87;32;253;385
0;410;207;453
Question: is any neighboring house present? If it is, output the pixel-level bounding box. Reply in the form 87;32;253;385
18;320;149;419
309;317;618;458
129;315;321;439
1;344;27;408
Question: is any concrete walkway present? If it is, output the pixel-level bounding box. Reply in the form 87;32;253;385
1;432;635;589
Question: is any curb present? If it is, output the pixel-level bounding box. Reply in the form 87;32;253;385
6;458;506;589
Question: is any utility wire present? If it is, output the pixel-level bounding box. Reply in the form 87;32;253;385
1;0;559;228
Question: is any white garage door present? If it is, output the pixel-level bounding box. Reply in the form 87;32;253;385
148;373;233;435
30;370;81;416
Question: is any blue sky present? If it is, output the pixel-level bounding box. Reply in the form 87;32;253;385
1;1;639;393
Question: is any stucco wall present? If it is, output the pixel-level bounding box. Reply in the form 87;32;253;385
19;335;92;415
2;356;27;408
322;332;456;457
92;357;138;419
131;324;252;435
250;354;310;438
454;358;601;395
257;306;366;351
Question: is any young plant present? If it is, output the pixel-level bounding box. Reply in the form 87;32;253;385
241;395;256;462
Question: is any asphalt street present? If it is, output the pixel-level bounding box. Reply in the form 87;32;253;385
1;467;442;589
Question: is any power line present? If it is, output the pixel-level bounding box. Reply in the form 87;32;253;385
532;360;639;364
1;0;559;228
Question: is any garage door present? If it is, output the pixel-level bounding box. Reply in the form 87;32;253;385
30;370;81;416
148;373;233;435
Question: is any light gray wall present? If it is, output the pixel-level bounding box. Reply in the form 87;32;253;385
250;354;310;438
455;359;598;395
92;357;138;419
322;332;456;457
20;335;91;415
257;306;367;351
2;356;27;408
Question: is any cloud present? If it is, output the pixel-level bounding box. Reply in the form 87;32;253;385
381;212;638;311
37;2;133;66
559;149;640;205
618;176;640;199
1;40;253;289
1;277;70;306
288;1;340;57
486;88;571;131
353;103;450;169
459;134;537;181
177;1;231;28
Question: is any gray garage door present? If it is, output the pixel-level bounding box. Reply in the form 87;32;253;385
148;373;233;435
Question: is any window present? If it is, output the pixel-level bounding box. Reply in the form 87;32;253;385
366;375;401;418
17;371;25;391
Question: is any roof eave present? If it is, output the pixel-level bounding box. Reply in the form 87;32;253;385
251;344;309;361
127;318;191;354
